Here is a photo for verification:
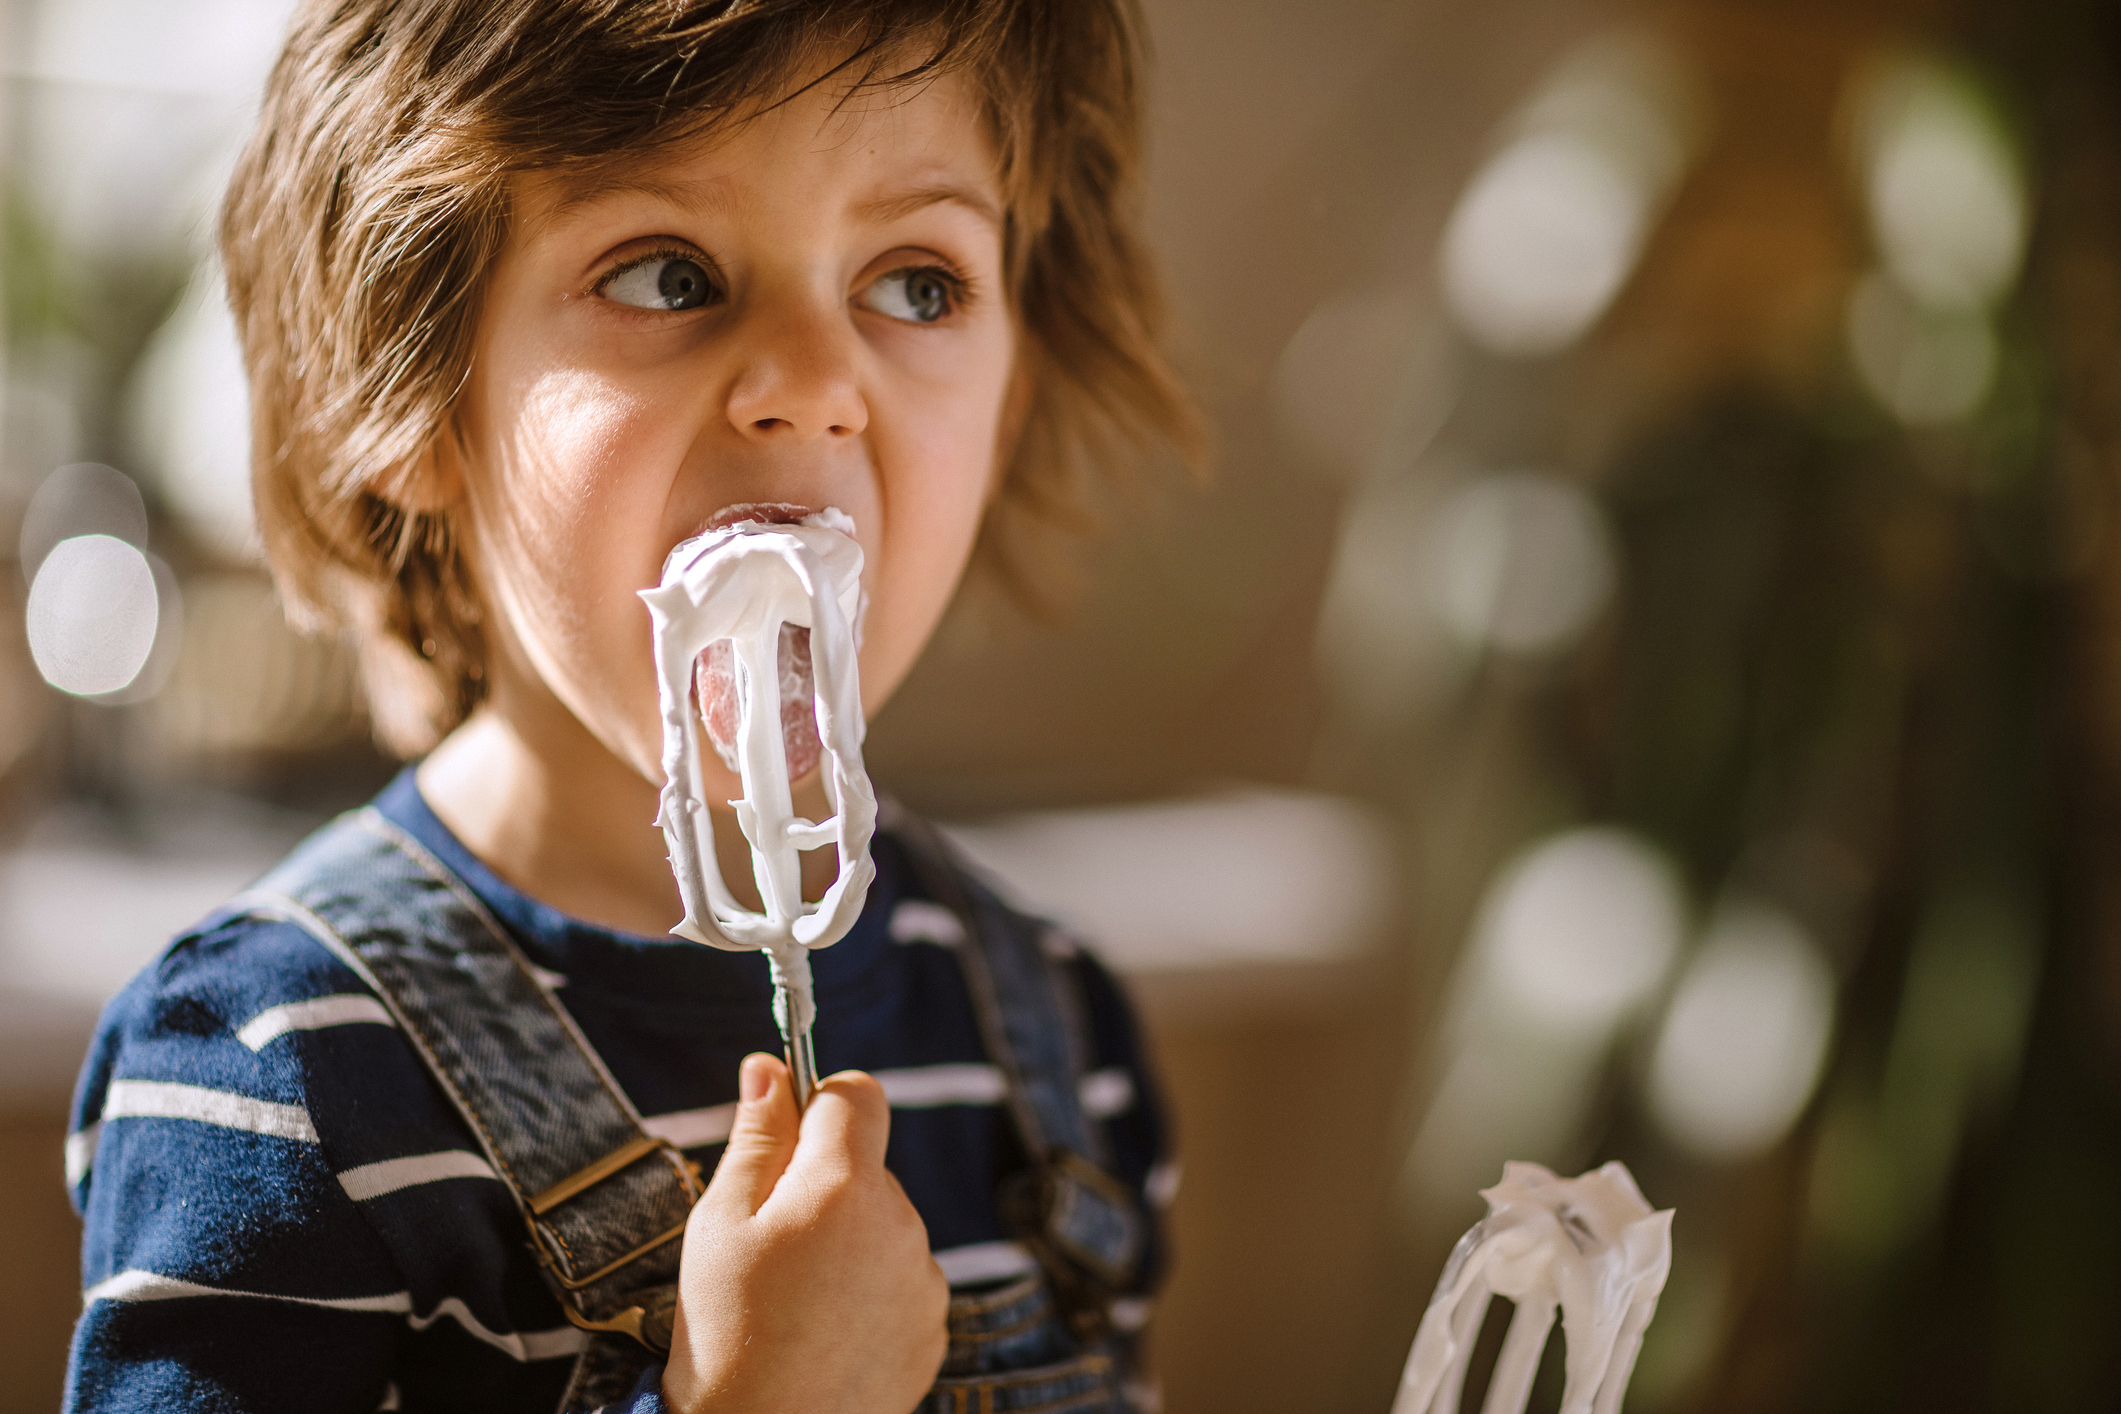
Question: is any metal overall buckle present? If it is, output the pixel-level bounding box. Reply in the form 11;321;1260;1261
1037;1148;1143;1290
525;1133;705;1353
1002;1147;1144;1340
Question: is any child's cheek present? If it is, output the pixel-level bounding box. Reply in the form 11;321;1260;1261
513;370;653;487
470;366;680;705
494;372;669;552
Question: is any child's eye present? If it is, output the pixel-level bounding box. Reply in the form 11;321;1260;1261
857;266;958;324
600;255;718;311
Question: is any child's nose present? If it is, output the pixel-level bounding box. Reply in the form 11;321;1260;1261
723;306;869;443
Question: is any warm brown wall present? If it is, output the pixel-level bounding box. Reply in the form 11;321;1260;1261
1;1116;80;1414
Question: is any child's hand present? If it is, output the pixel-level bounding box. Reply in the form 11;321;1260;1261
661;1053;948;1413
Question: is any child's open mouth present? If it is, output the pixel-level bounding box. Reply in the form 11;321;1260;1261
695;626;821;781
690;503;822;782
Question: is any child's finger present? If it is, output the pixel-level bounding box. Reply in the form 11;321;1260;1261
701;1052;799;1217
791;1070;893;1174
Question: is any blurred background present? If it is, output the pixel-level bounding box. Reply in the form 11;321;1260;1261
5;0;2121;1409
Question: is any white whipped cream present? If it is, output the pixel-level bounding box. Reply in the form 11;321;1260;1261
639;508;878;1069
1394;1161;1672;1414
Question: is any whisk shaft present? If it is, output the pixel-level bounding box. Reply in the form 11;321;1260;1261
788;1020;821;1113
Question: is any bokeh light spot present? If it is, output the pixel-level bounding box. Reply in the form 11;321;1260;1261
1483;827;1684;1033
26;534;161;696
1847;271;1997;425
1852;56;2026;311
1438;33;1700;358
17;463;148;582
1647;903;1835;1162
1441;133;1648;358
1423;471;1616;656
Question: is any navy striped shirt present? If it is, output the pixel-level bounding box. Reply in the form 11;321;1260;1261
64;770;1170;1412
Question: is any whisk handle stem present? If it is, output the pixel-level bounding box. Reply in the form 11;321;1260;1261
788;1021;821;1113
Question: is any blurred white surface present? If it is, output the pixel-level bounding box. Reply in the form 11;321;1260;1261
1442;130;1650;356
17;463;147;578
0;800;301;1029
26;0;294;98
943;790;1395;973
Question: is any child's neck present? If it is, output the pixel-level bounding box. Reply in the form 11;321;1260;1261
418;698;841;940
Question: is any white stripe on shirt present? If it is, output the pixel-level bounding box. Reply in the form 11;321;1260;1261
1109;1295;1154;1333
642;1103;737;1150
879;1063;1008;1108
1079;1067;1135;1119
407;1296;585;1362
338;1150;499;1202
933;1240;1040;1286
81;1272;578;1363
85;1269;410;1314
103;1080;318;1143
81;1064;1127;1192
636;1061;1136;1151
65;1122;100;1189
889;900;965;947
881;1064;1136;1116
1145;1158;1182;1209
237;995;396;1050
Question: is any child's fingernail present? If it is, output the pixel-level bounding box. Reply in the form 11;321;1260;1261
740;1054;771;1103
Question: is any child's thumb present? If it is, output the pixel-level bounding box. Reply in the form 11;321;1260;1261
702;1052;798;1217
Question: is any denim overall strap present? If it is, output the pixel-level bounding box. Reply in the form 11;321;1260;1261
231;807;703;1410
885;807;1146;1333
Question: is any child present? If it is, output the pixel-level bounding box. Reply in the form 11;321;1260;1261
63;1;1199;1410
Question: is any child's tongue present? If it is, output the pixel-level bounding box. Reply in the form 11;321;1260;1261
694;626;822;783
688;502;826;784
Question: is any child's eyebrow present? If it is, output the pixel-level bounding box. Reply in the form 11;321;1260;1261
854;184;1003;230
527;172;1003;238
529;171;718;236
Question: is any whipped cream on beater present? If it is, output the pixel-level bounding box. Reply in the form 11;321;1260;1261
1393;1162;1672;1414
640;506;878;1106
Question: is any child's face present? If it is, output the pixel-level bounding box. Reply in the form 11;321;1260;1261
450;67;1017;791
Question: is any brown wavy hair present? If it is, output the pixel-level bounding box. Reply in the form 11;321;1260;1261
220;0;1201;755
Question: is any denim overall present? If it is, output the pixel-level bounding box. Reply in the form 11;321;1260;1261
238;804;1145;1414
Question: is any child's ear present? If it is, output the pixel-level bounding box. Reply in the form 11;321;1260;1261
375;427;467;513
